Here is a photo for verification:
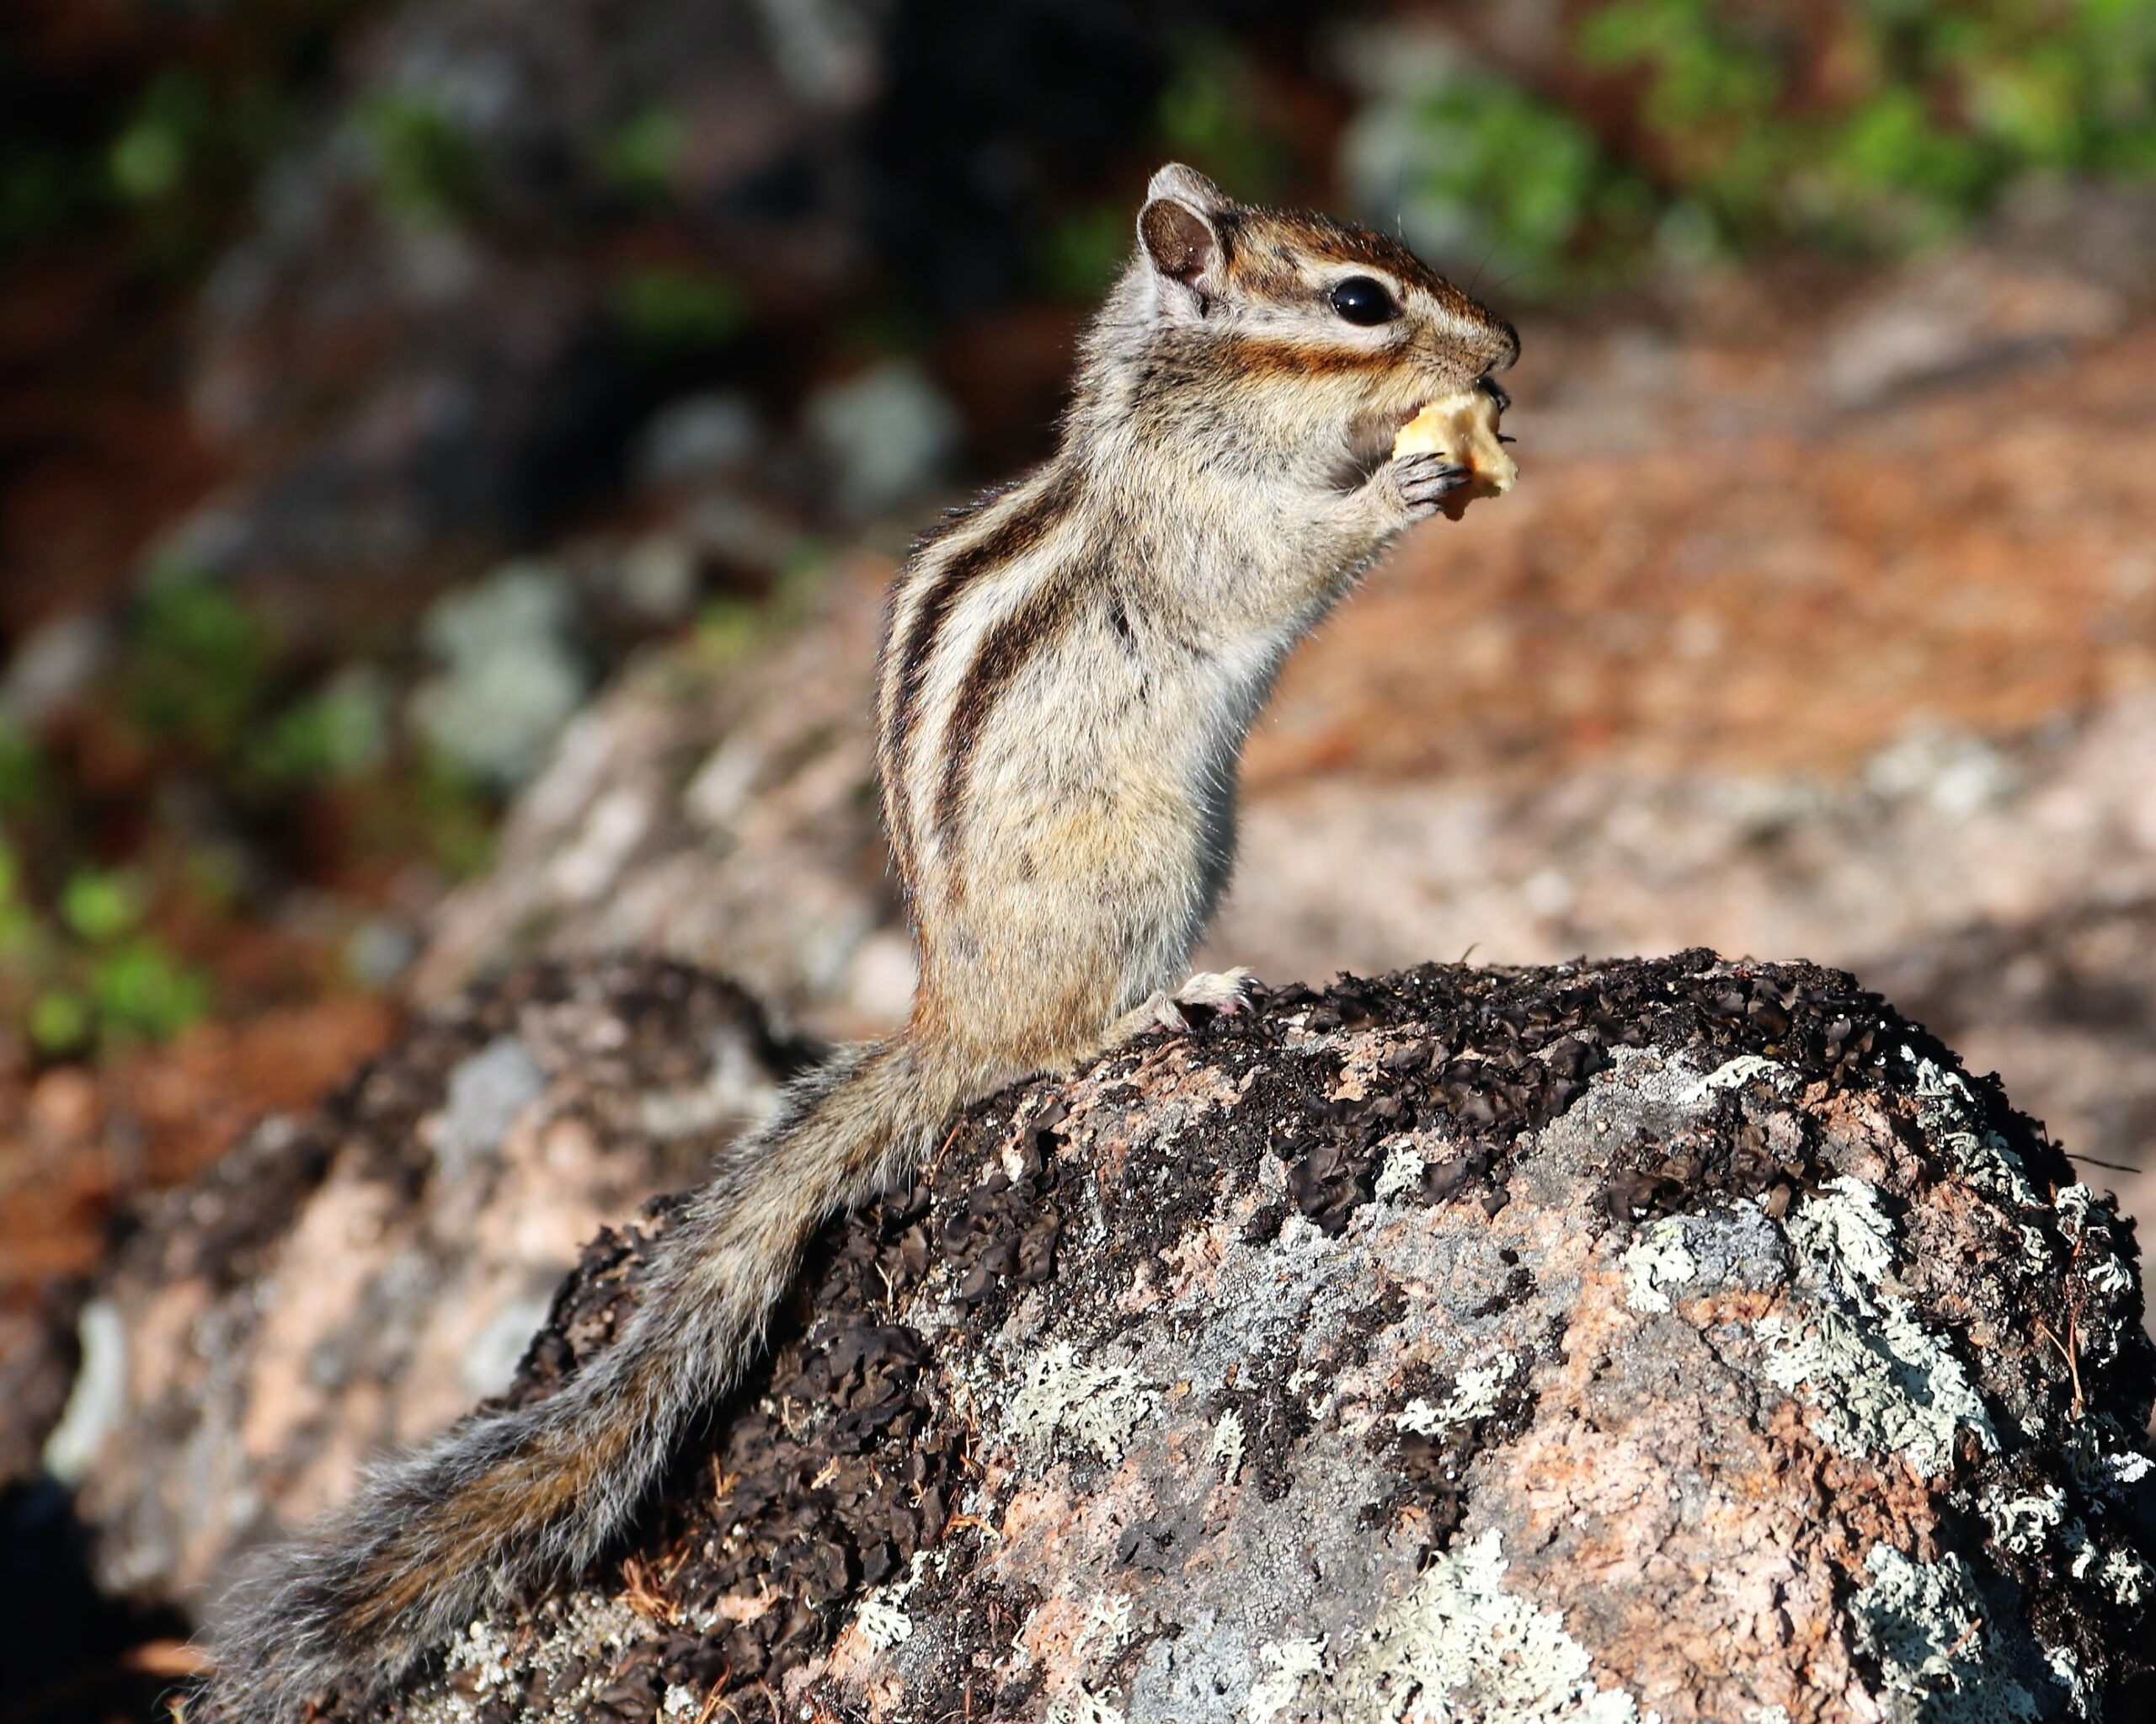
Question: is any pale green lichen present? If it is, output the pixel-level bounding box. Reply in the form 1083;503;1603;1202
1785;1177;1897;1305
2084;1253;2134;1297
2061;1515;2156;1615
2045;1649;2090;1719
1853;1544;2038;1722
1073;1592;1134;1661
2048;1184;2137;1299
1374;1139;1426;1202
1394;1353;1520;1436
1756;1300;1995;1476
1903;1045;2041;1210
1683;1053;1787;1102
1622;1218;1700;1314
857;1595;914;1652
2015;1225;2052;1270
1006;1342;1155;1465
1287;1363;1340;1422
1350;1529;1645;1723
1394;1398;1444;1437
1236;1529;1647;1721
2053;1183;2097;1229
1210;1408;1246;1482
2097;1545;2153;1608
1978;1481;2065;1555
846;1549;938;1655
1758;1174;1995;1476
1246;1637;1328;1723
414;1591;653;1724
1045;1684;1126;1724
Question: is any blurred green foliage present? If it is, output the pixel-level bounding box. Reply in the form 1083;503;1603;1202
110;573;496;869
107;72;213;205
243;666;391;788
362;91;491;226
1040;200;1135;302
0;716;44;818
1039;35;1298;302
0;3;371;267
0;847;209;1056
123;567;276;755
691;543;829;670
1157;38;1289;205
1409;0;2156;288
398;755;498;880
0;574;498;1060
597;104;689;207
616;264;751;356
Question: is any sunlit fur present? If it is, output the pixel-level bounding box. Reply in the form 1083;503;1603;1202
204;163;1515;1721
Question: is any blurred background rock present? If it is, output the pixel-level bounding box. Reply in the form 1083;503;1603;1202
3;0;2155;1712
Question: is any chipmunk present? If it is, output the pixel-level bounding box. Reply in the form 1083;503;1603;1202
206;163;1518;1721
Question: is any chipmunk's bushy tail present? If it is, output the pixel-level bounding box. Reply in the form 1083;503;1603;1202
205;1036;955;1723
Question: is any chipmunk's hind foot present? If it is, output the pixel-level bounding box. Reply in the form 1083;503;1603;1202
1175;967;1258;1013
1114;967;1259;1040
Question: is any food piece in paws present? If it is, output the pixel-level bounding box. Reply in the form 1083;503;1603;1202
1392;389;1518;520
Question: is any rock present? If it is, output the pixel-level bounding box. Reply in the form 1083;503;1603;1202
408;563;589;788
1820;252;2127;408
631;393;762;494
410;558;903;1037
0;611;110;727
1866;899;2156;1224
168;0;1274;638
56;958;811;1609
184;0;875;627
801;360;962;520
131;951;2153;1719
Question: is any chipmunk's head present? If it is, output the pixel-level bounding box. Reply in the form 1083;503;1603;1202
1098;163;1518;478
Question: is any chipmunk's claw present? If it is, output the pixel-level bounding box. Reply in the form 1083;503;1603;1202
1113;968;1260;1044
1369;451;1470;523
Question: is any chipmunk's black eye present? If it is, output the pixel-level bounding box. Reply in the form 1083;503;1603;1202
1328;276;1399;326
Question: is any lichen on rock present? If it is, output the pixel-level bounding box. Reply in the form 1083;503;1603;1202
72;953;2156;1721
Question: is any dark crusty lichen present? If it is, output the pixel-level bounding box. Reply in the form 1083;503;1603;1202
279;953;2152;1723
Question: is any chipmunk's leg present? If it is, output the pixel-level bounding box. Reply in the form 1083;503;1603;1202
1111;968;1259;1040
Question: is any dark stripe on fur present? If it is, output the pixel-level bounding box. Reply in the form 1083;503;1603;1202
931;575;1086;869
1213;334;1410;382
879;477;1028;871
881;468;1075;884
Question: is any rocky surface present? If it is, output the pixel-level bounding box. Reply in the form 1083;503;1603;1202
37;958;810;1609
131;951;2153;1721
179;0;873;625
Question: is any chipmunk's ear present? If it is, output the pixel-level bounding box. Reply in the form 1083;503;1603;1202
1139;163;1227;316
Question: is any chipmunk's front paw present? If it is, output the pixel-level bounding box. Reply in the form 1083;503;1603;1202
1372;451;1470;523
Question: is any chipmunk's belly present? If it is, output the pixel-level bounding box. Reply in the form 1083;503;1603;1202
942;624;1273;1032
